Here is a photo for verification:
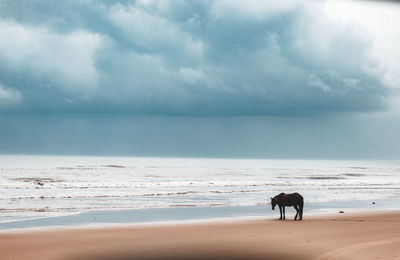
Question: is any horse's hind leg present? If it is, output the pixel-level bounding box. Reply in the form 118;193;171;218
279;206;283;220
282;206;285;220
294;205;299;220
299;205;303;220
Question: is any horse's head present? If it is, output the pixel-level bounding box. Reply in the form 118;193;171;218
271;197;277;210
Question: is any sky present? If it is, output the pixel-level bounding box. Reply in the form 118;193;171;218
0;0;399;159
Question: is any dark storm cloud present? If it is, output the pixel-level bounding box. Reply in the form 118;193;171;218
0;0;391;116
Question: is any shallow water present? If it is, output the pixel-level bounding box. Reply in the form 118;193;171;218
0;155;399;223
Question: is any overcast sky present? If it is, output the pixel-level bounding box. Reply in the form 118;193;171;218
0;0;399;158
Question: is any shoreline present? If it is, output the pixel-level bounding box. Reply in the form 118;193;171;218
2;197;399;231
0;210;399;260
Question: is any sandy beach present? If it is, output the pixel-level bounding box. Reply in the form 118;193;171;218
1;211;399;260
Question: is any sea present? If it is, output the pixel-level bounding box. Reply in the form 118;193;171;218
0;155;399;228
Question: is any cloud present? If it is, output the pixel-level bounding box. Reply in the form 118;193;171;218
0;0;397;116
178;67;205;85
108;3;205;61
0;83;22;106
210;0;304;21
0;20;102;92
324;0;400;90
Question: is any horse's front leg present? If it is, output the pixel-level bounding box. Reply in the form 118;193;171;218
279;206;282;220
282;206;285;220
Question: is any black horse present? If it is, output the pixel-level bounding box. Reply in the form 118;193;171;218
271;192;303;220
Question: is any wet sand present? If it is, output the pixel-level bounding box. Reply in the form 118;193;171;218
1;211;399;260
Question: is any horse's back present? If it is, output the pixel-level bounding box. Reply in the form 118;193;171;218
292;192;303;199
279;192;303;206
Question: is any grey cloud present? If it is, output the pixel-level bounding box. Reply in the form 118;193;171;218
0;0;391;116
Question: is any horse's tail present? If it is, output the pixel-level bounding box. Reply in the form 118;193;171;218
299;195;304;207
299;194;304;220
294;192;304;207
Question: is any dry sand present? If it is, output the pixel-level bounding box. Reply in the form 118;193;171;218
1;211;400;260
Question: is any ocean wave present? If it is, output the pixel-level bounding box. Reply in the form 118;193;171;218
342;173;366;177
10;177;64;184
101;165;126;168
307;176;346;180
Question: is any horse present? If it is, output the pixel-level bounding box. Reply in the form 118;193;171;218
271;192;303;220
